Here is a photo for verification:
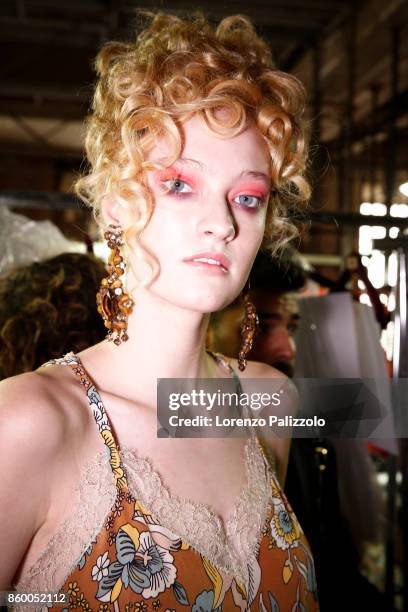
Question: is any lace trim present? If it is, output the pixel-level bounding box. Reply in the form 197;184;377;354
17;352;275;595
121;435;272;586
14;450;118;595
14;437;274;595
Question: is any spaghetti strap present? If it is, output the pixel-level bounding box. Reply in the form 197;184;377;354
207;351;275;470
206;349;243;394
43;352;128;490
44;350;243;489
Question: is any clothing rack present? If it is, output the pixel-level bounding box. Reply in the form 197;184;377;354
394;245;408;612
375;237;408;611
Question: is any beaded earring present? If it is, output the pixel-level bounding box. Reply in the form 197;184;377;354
237;282;259;371
96;225;134;345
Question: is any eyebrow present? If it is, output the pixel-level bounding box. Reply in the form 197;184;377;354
174;157;271;184
177;157;205;169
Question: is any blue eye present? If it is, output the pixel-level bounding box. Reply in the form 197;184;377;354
234;194;263;209
162;178;193;194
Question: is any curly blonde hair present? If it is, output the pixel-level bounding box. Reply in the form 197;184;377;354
76;11;310;256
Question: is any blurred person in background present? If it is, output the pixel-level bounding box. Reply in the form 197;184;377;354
209;247;304;378
0;252;106;379
209;247;305;485
209;248;392;611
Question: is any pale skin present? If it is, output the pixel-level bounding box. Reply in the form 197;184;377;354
0;114;293;589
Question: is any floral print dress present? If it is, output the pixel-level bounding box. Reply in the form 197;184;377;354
14;352;319;612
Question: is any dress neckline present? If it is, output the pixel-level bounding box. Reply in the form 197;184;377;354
63;350;273;581
16;350;276;593
60;349;258;492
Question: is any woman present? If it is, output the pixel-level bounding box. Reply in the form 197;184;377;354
0;12;318;611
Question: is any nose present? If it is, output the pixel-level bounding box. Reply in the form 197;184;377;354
272;329;296;363
198;199;236;242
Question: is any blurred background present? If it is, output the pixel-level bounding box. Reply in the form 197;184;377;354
0;0;407;301
0;0;407;610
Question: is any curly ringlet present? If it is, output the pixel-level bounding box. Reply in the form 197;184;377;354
75;12;310;281
0;254;106;379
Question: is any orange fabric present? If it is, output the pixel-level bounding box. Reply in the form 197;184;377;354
48;354;319;611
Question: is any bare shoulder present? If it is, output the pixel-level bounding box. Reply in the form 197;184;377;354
228;358;297;398
0;369;66;587
0;370;63;441
230;358;288;380
227;357;293;394
0;361;95;510
0;364;87;447
226;357;296;488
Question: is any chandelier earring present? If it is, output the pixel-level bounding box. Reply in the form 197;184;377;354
237;281;259;371
96;224;134;345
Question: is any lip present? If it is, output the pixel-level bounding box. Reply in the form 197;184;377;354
182;251;230;273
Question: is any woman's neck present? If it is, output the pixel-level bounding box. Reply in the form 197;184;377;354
126;292;212;375
80;289;223;404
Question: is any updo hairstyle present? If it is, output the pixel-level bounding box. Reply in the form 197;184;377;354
76;12;310;257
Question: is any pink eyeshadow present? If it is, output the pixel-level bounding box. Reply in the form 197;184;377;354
156;166;198;187
230;182;269;199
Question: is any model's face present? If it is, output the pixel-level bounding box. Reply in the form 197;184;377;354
132;114;271;313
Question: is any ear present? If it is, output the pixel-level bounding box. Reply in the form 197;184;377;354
100;195;129;227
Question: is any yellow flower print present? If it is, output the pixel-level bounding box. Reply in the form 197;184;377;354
270;503;300;550
70;591;90;610
101;429;120;468
113;466;127;488
134;499;151;516
76;593;86;606
282;558;294;584
67;581;79;597
269;475;300;550
134;602;148;611
100;429;127;489
270;477;281;500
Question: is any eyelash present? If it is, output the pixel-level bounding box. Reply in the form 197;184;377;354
161;177;266;209
162;178;192;195
233;194;264;209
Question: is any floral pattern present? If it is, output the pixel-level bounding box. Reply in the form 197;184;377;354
269;476;301;551
92;552;110;581
95;526;179;602
44;353;319;611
